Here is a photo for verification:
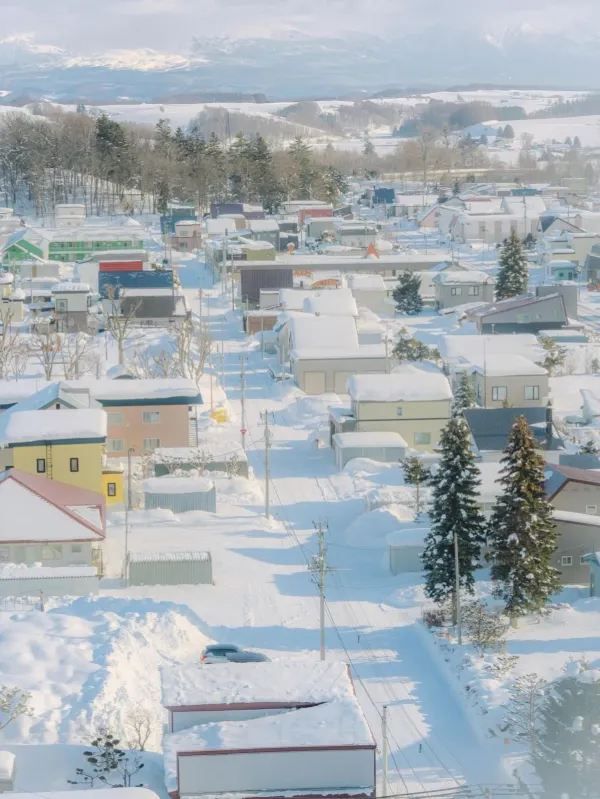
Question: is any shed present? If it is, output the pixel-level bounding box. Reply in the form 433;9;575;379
0;750;16;791
143;476;216;514
332;431;407;470
387;525;427;574
128;551;212;586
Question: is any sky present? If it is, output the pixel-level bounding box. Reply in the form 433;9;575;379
1;0;600;54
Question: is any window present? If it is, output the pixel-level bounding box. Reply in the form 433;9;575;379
524;385;540;401
586;504;598;514
581;556;588;565
143;437;160;451
414;432;431;446
108;439;124;453
55;299;68;312
396;407;404;417
561;555;573;566
69;457;79;473
491;386;507;402
71;544;82;554
107;482;117;497
36;458;46;473
0;546;9;563
467;286;480;296
143;411;160;424
42;544;62;561
107;412;124;426
450;287;463;296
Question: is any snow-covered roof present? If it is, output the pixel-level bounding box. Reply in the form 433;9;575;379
471;354;547;377
345;273;386;291
288;314;359;355
0;408;106;445
582;389;600;420
439;334;542;365
333;432;408;448
143;475;214;494
0;470;104;542
205;219;235;235
248;219;280;233
433;270;494;285
279;288;313;310
0;379;53;407
348;365;452;403
552;509;600;527
161;660;354;708
302;288;358;317
64;378;201;403
163;700;374;791
386;525;428;547
0;273;14;285
52;282;91;293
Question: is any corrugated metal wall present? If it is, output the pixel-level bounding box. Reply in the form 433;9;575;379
0;574;100;598
128;554;212;586
144;487;216;513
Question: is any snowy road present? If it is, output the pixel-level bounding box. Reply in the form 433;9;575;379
203;289;507;795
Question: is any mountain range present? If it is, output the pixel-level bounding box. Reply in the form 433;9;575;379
0;29;597;103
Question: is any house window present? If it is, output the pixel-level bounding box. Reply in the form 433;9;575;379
71;544;82;554
108;438;124;453
581;556;588;565
467;286;480;296
42;544;62;561
492;386;507;402
107;412;124;426
55;299;68;312
396;407;404;417
586;504;598;514
0;546;9;562
143;411;160;424
69;457;79;473
414;432;431;446
524;385;540;401
450;287;463;296
36;458;46;473
143;437;160;451
561;555;573;566
107;482;117;497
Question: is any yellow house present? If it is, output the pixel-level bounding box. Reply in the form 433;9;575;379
0;408;123;506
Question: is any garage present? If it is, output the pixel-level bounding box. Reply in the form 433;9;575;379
303;371;326;394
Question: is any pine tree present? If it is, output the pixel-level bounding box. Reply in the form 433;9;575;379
393;271;423;314
452;372;476;415
581;439;600;456
402;456;431;515
423;417;485;614
392;328;438;363
487;416;560;618
534;670;600;798
495;229;529;300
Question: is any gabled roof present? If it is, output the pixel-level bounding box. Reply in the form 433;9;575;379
0;408;106;446
545;463;600;500
470;293;566;320
464;407;563;453
0;469;105;542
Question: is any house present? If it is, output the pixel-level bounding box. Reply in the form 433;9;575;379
334;222;378;248
302;288;358;317
65;378;202;457
471;354;549;408
549;511;600;584
43;226;146;262
52;282;93;333
345;273;389;315
546;259;579;281
340;365;453;451
105;287;189;328
247;219;280;249
161;660;375;799
581;551;600;595
171;220;202;252
332;431;408;470
468;293;569;334
584;242;600;286
54;203;86;227
536;284;578;319
433;270;495;309
1;229;45;264
0;468;104;571
545;463;600;516
0;407;113;492
439;334;542;377
464;406;564;462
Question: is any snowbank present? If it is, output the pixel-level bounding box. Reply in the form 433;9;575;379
344;505;415;549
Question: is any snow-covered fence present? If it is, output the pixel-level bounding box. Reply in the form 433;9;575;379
0;571;99;599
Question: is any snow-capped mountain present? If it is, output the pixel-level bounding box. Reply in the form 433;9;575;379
0;29;597;103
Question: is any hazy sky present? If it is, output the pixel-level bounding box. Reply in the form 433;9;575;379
1;0;599;52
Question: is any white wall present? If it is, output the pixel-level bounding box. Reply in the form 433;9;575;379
178;748;374;795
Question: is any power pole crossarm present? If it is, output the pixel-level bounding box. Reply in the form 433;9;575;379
310;521;331;661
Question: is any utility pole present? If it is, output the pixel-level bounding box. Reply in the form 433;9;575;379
454;529;462;645
240;356;247;451
260;410;272;519
124;447;134;582
310;520;330;661
381;704;389;798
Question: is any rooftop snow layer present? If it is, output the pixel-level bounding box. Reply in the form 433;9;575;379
143;476;214;494
345;273;386;291
288;314;359;354
302;289;358;317
161;660;354;708
0;408;106;444
433;270;494;285
52;282;91;293
348;366;452;402
439;334;542;365
163;699;374;791
63;378;200;403
471;354;547;377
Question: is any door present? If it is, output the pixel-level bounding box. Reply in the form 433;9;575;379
304;371;326;394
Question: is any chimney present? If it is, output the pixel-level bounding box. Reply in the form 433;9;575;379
546;400;553;446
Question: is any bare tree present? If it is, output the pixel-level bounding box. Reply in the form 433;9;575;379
0;685;32;731
501;673;547;756
124;706;154;752
0;310;28;379
175;317;212;386
61;332;96;379
29;329;62;380
105;290;142;365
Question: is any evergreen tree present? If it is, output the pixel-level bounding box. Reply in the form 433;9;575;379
503;124;515;139
402;456;431;515
392;328;438;363
580;439;600;456
538;335;567;376
487;416;560;618
452;371;476;415
495;229;529;300
318;165;348;206
393;272;423;314
288;137;315;199
534;670;600;798
423;417;485;614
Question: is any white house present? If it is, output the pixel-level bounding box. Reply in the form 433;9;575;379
345;273;389;315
